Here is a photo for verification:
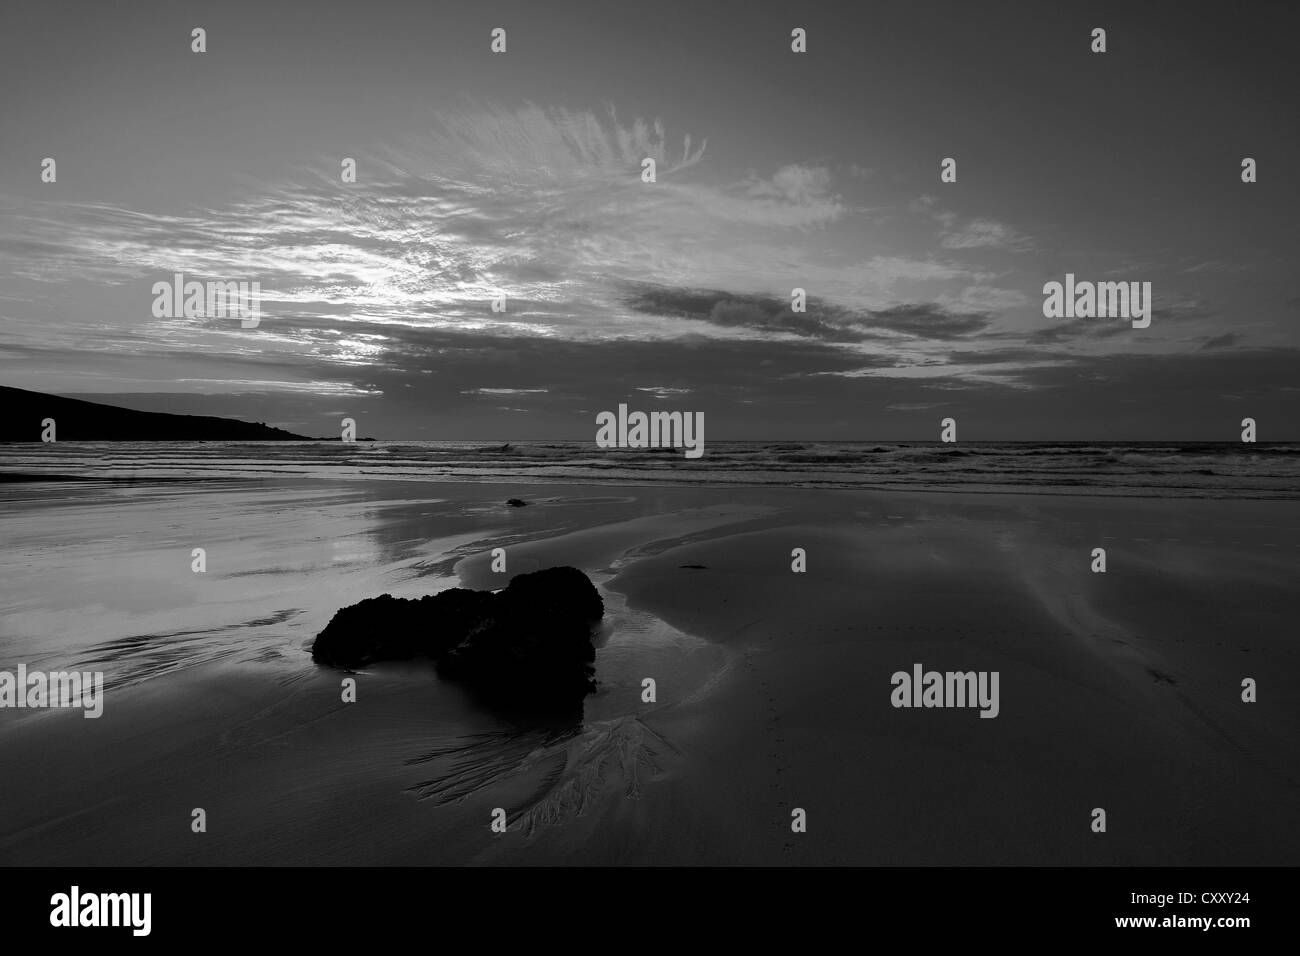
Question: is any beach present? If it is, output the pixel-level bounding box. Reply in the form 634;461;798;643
1;477;1297;865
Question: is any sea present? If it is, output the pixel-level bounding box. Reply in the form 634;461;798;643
3;440;1299;498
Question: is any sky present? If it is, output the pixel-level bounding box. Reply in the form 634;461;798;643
1;0;1296;440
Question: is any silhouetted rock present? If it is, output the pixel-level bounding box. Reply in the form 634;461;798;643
311;566;604;712
0;386;314;441
506;498;528;507
311;588;496;668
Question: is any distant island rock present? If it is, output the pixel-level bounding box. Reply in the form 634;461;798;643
506;498;528;507
311;566;604;713
0;386;315;442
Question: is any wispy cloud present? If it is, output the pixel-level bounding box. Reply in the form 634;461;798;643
0;101;1216;406
938;214;1034;252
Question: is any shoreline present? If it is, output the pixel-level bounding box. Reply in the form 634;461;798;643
4;437;1298;502
3;468;1297;500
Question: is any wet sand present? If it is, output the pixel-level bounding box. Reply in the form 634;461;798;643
1;481;1297;864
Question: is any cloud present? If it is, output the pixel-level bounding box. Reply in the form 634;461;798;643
622;284;993;344
1028;316;1141;344
938;214;1034;252
635;385;694;399
863;255;983;285
749;165;827;202
940;285;1030;313
1;102;1185;410
461;387;550;395
863;305;994;340
418;102;707;182
0;108;870;372
1201;333;1240;349
1150;302;1216;324
622;285;874;342
667;163;845;231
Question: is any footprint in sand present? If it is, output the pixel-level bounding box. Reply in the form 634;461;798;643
749;649;799;858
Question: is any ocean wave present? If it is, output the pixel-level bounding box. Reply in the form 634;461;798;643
3;440;1299;498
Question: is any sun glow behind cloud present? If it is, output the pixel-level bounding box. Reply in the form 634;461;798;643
0;96;1270;423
